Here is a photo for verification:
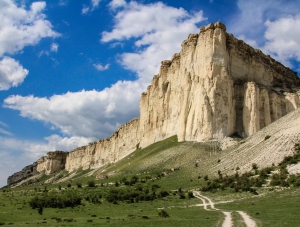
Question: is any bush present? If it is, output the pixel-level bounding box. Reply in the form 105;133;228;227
130;176;139;185
77;183;82;188
88;181;96;187
38;207;43;215
265;135;271;140
158;209;169;218
179;193;186;199
63;218;74;222
252;163;258;170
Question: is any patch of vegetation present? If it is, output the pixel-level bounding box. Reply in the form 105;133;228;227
158;209;169;218
29;191;82;209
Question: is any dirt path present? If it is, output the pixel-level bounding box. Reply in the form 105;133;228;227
193;191;257;227
237;211;257;227
193;191;232;227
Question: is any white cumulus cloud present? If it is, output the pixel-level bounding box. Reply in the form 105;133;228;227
0;57;29;91
51;43;59;52
82;6;90;14
4;81;143;139
0;0;59;91
263;14;300;67
108;0;126;9
92;0;101;9
0;0;60;57
82;0;101;14
93;63;109;71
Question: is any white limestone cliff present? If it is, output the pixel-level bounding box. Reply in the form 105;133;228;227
8;22;300;184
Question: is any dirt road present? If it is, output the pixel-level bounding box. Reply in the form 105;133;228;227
193;191;257;227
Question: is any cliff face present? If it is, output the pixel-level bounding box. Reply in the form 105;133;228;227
36;151;68;174
65;118;140;172
8;22;300;185
139;22;300;145
7;162;37;185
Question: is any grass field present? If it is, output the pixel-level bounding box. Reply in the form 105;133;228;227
0;188;222;227
2;136;300;226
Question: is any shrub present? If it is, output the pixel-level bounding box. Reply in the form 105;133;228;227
38;207;43;215
252;163;258;170
130;176;139;185
63;218;74;222
159;190;169;198
158;209;169;218
88;181;95;187
179;193;186;199
265;135;271;140
77;183;82;188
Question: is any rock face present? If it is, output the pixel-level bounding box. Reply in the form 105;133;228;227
36;151;68;174
139;22;300;145
7;22;300;185
65;118;140;172
7;162;37;185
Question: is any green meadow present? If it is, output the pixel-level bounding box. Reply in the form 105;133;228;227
2;136;300;226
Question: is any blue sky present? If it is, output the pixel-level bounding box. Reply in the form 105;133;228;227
1;0;300;187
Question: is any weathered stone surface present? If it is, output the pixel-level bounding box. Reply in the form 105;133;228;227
7;162;37;185
36;151;68;174
8;22;300;185
65;117;140;172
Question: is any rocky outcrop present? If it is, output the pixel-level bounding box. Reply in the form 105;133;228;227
36;151;68;174
65;118;140;172
7;22;300;185
7;162;37;185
